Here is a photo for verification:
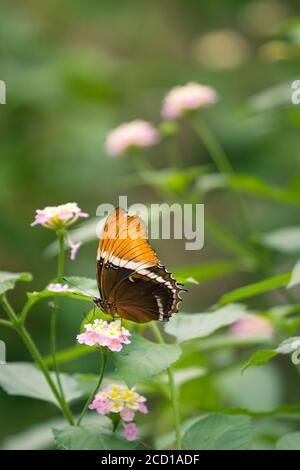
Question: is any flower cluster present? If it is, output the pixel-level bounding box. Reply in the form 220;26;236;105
231;314;274;339
31;202;88;230
89;384;148;441
106;119;160;157
77;319;131;352
47;283;72;292
161;82;218;120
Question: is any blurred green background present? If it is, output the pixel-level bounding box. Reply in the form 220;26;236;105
1;0;300;449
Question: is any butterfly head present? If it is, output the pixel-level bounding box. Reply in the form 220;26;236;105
93;297;117;317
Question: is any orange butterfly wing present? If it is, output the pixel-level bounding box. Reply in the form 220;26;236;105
96;208;184;323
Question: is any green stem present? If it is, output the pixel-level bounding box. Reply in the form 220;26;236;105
192;117;233;174
17;324;74;425
77;349;108;426
131;152;153;176
0;295;74;425
150;322;182;450
131;154;171;202
57;231;65;281
20;297;36;324
167;136;182;168
51;230;66;401
0;295;20;324
192;117;252;235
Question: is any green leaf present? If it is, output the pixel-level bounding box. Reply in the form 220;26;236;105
63;276;98;297
241;350;278;373
258;227;300;254
2;414;109;449
229;174;300;208
164;304;247;343
79;308;99;333
74;373;116;398
288;260;300;288
182;414;253;450
248;81;292;112
190;404;300;419
0;362;81;406
112;335;181;387
173;260;241;285
44;345;95;367
218;272;291;306
197;173;227;193
27;276;98;305
141;166;209;195
276;432;300;450
27;289;91;304
0;271;32;295
206;218;256;260
217;364;283;413
198;172;300;207
53;424;137;450
198;333;272;352
2;417;66;450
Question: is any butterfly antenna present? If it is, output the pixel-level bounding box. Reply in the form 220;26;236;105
61;276;96;298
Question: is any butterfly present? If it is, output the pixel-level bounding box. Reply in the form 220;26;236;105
93;208;185;323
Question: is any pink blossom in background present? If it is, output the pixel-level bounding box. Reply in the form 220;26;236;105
76;319;131;352
123;423;138;441
106;120;160;157
31;202;88;230
161;82;218;120
89;384;148;441
230;314;274;338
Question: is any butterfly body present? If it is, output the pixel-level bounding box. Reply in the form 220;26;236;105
95;208;185;323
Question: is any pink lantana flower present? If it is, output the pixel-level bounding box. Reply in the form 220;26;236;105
120;407;136;422
89;384;147;441
31;203;88;261
123;423;138;441
77;319;131;353
161;82;218;120
31;202;88;230
90;398;113;416
230;314;274;339
106;120;160;157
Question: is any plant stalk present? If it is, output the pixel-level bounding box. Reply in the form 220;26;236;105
0;295;74;425
192;117;252;236
50;230;66;401
150;322;182;450
77;349;108;426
